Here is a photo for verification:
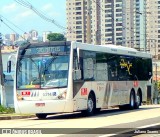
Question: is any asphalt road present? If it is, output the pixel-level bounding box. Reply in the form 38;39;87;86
0;105;160;137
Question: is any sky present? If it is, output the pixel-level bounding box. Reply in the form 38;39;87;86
0;0;66;36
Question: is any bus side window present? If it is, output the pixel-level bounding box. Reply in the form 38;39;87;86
73;56;82;80
83;58;94;80
108;61;118;81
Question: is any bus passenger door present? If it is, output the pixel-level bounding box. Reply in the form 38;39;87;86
72;49;89;111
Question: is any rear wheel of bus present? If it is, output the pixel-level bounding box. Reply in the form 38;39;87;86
36;114;47;119
81;93;96;116
134;91;141;109
128;90;135;110
119;90;135;110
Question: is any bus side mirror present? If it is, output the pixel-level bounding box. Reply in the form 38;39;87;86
7;61;11;73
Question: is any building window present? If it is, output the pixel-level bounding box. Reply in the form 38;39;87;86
76;7;81;10
76;12;81;15
76;35;82;38
75;2;81;6
116;9;122;12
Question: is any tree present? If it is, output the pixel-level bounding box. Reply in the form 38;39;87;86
47;33;66;41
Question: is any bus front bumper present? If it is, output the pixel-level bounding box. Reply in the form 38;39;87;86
15;100;74;114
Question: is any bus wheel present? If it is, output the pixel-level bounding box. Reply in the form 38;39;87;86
135;92;141;109
129;91;135;109
81;93;95;116
36;114;47;119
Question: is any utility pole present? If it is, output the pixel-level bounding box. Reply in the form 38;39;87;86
0;33;6;107
87;0;91;44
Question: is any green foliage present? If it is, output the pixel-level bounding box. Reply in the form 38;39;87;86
0;105;15;114
157;81;160;91
47;33;66;41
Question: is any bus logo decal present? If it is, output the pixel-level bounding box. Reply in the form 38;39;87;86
120;59;132;75
81;88;88;96
21;91;31;96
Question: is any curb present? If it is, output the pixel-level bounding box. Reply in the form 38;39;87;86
0;115;35;120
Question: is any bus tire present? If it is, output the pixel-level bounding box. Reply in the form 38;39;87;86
129;91;135;110
36;114;47;119
81;93;96;116
134;92;141;109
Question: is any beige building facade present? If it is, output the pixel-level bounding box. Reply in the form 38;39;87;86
146;0;160;59
66;0;138;46
66;0;160;59
66;0;124;45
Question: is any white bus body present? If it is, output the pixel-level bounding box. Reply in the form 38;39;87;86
12;41;152;119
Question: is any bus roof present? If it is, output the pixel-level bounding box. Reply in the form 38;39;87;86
73;41;152;58
18;41;152;58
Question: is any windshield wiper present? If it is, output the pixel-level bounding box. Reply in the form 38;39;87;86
42;86;67;89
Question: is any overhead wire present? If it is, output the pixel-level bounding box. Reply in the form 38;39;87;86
14;0;77;34
92;0;135;34
0;15;26;34
0;18;28;42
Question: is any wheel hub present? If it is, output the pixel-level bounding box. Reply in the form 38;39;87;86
88;98;93;112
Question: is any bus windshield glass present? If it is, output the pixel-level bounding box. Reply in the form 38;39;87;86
16;45;70;89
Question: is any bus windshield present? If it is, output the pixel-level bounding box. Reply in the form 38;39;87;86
17;54;69;89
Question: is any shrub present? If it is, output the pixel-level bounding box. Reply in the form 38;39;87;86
0;105;15;113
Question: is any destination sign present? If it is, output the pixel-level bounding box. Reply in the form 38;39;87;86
22;46;70;55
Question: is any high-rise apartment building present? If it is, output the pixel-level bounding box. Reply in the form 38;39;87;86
158;0;160;59
29;30;38;40
10;34;16;44
66;0;137;46
67;0;104;44
66;0;160;58
23;32;30;40
101;0;123;45
134;0;146;51
146;0;160;59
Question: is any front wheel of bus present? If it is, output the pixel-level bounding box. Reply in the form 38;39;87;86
36;114;47;119
81;93;95;116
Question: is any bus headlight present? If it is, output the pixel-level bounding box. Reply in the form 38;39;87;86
58;91;67;99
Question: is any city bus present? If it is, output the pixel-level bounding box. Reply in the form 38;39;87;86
8;41;152;119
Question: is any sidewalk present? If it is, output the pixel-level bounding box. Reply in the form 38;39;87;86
0;113;35;120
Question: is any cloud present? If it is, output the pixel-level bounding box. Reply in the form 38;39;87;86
42;3;53;11
40;3;60;18
13;10;35;23
48;11;60;17
2;3;17;12
19;10;33;17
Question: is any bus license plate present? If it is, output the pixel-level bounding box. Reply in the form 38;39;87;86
35;103;45;107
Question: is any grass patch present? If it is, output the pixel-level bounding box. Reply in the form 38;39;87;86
0;105;15;114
